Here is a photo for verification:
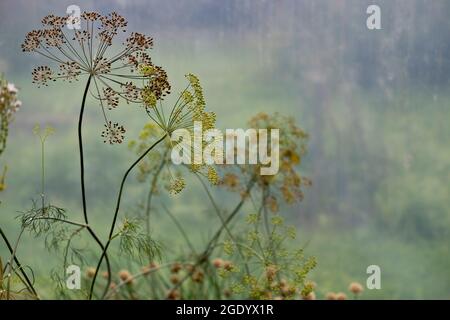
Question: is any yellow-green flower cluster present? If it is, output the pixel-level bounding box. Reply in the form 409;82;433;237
139;64;157;76
168;177;185;194
183;73;216;130
212;214;316;300
141;86;157;108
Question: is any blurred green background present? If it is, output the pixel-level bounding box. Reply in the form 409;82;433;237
0;0;449;299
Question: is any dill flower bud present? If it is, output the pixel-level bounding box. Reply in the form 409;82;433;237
212;258;224;268
223;260;234;271
207;166;219;185
170;274;180;284
265;265;278;282
281;285;296;297
326;292;337;300
192;270;204;283
141;262;158;275
302;291;316;300
278;279;288;289
168;177;185;194
118;269;133;284
223;289;232;298
141;87;157;108
349;282;364;295
170;262;182;274
167;289;180;300
184;263;195;272
336;292;347;300
86;267;96;278
101;271;109;279
170;274;180;285
141;266;151;275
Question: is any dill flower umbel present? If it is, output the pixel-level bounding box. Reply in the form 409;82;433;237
219;113;310;212
22;11;170;144
336;292;348;300
86;267;96;278
129;74;219;195
349;281;364;296
118;269;133;284
326;292;338;300
212;258;224;268
302;291;316;300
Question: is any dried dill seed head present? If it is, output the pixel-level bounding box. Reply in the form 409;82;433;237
223;289;232;298
86;267;96;278
278;279;288;289
265;265;278;282
167;289;180;300
101;121;126;144
349;282;364;295
302;291;316;300
141;261;158;275
212;258;224;268
23;11;170;144
170;262;182;274
170;274;180;285
223;260;234;271
184;263;195;272
281;285;296;298
219;113;310;212
191;270;204;283
336;292;347;300
326;292;338;300
118;269;133;284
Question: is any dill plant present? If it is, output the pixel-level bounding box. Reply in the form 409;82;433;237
22;11;218;299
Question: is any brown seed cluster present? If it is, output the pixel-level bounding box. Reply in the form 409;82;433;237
101;121;126;144
22;11;171;144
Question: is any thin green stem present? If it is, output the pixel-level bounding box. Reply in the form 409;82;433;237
78;75;112;299
89;134;167;299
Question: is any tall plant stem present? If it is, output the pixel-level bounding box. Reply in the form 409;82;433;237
40;138;45;209
89;134;167;300
0;227;38;297
145;148;169;235
78;75;111;298
79;76;91;225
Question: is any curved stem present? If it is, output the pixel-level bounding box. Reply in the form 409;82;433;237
78;76;112;299
89;134;167;300
79;76;91;225
145;148;169;234
0;227;38;297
